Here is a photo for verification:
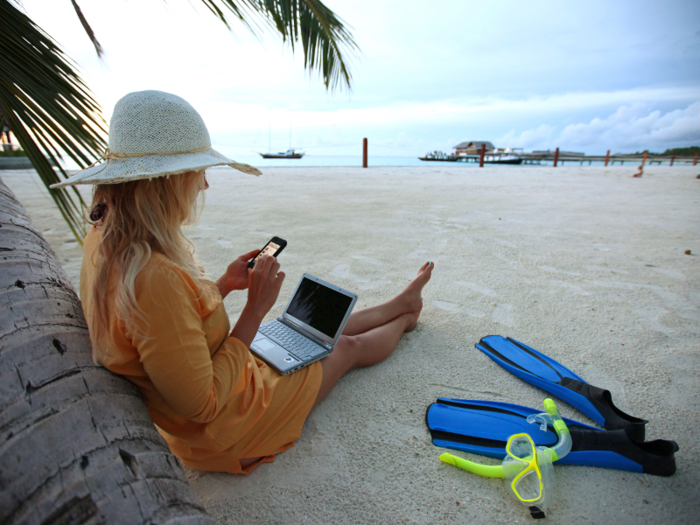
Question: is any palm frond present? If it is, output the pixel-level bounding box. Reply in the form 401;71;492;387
0;0;107;243
71;0;104;57
194;0;359;90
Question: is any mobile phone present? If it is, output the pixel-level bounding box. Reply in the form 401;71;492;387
248;236;287;268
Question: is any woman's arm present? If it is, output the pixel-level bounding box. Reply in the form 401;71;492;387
229;254;285;347
133;265;248;423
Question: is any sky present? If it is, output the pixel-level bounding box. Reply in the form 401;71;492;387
20;0;700;158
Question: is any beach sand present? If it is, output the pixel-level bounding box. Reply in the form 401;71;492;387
3;165;699;524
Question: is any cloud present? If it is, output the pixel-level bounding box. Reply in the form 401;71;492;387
218;98;700;157
197;87;700;141
496;125;556;150
496;102;700;152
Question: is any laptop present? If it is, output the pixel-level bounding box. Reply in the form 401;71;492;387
250;273;358;375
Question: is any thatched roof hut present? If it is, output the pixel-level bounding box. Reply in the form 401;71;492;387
454;141;495;154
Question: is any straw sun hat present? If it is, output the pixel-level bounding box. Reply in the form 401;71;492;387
50;90;261;189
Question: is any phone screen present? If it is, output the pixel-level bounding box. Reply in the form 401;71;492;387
251;241;281;266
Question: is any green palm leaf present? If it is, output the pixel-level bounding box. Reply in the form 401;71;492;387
196;1;358;89
0;0;107;243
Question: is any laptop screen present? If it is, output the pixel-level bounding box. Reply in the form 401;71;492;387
285;277;354;338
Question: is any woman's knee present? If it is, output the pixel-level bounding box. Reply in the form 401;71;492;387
336;334;363;369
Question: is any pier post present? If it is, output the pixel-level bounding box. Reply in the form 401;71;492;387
553;147;559;167
479;143;486;168
694;155;698;166
604;150;610;166
670;154;675;167
362;138;368;168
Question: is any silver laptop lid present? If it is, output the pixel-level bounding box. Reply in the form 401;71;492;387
282;273;358;346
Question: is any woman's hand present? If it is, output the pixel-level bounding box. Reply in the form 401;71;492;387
229;255;285;347
216;249;259;299
246;255;285;319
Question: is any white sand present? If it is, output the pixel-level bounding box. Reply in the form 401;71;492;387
3;165;699;524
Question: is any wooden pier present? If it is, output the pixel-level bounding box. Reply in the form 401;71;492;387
520;152;699;166
434;151;699;166
416;141;698;168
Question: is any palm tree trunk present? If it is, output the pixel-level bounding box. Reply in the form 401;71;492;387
0;177;216;524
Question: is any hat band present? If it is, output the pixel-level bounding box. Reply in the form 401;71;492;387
105;146;212;159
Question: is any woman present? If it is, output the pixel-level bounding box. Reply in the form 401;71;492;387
52;91;433;474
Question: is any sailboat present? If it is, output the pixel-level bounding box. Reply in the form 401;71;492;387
260;149;304;159
259;122;304;159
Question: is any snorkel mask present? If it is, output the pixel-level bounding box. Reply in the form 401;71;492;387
440;399;572;520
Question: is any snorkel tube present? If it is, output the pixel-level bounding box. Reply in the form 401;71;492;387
526;398;572;462
440;398;571;519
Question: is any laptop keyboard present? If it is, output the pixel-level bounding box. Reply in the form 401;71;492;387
259;321;327;360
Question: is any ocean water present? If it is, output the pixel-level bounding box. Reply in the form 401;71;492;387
230;154;447;168
228;154;615;169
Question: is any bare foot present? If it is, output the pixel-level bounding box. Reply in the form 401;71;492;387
401;262;434;331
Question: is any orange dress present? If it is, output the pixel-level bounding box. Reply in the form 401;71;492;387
80;227;322;474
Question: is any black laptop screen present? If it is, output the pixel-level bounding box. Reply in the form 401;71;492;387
286;277;353;338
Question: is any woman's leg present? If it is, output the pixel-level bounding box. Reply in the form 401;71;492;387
312;312;415;409
312;262;434;409
342;262;433;336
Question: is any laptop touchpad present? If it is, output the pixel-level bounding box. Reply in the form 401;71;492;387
252;338;298;365
252;338;277;352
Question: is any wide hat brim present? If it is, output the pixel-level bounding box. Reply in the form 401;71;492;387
49;147;260;189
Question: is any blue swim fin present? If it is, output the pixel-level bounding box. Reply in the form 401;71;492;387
426;398;678;477
476;335;647;441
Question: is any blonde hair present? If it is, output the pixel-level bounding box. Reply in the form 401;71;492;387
87;170;215;361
